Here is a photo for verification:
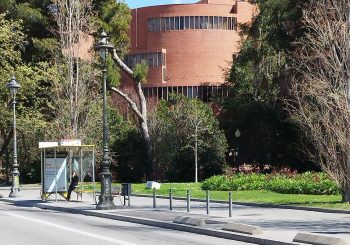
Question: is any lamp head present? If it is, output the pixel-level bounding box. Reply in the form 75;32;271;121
94;30;115;62
6;76;21;94
234;129;241;138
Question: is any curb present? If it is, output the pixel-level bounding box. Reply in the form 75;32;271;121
0;198;298;245
133;194;350;215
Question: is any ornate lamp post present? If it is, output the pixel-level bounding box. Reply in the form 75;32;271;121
7;76;21;198
94;31;116;210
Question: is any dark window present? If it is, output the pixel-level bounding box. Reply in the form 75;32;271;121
193;86;198;98
155;18;161;31
183;86;188;96
233;17;237;30
195;16;200;29
170;17;175;30
158;52;162;66
175;17;179;30
198;86;203;100
158;87;162;99
208;16;213;29
200;16;204;29
213;16;218;29
161;17;166;31
190;16;195;29
184;16;190;29
218;86;223;97
204;16;208;29
162;87;167;100
223;17;228;30
148;19;156;32
188;86;193;98
218;16;223;29
179;16;184;30
213;86;218;97
165;17;170;31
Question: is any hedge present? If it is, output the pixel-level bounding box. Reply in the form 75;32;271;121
201;172;340;195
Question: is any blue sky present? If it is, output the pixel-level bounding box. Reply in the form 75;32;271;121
124;0;197;9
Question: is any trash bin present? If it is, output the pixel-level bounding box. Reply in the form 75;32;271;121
121;183;131;196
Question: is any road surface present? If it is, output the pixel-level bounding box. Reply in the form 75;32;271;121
0;201;254;245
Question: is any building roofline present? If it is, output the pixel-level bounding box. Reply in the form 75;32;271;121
130;0;239;11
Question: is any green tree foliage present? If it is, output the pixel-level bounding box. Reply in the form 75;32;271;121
110;111;148;182
228;0;304;102
222;0;311;170
0;0;58;62
0;14;52;182
150;94;228;182
92;0;130;55
93;0;131;87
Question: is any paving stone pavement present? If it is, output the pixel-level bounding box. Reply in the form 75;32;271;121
1;187;350;244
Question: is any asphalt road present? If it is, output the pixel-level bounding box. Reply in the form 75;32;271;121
0;201;254;245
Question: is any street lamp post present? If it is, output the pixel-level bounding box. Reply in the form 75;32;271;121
7;76;21;198
95;31;116;210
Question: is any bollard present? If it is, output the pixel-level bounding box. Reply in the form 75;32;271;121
169;188;173;210
153;188;157;208
128;184;131;206
229;191;232;217
206;190;210;215
187;189;191;212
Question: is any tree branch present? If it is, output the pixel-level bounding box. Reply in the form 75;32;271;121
109;86;143;120
111;49;134;78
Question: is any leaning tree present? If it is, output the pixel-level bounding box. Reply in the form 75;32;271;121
288;0;350;201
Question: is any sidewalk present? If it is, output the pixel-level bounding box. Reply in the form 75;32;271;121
0;187;349;245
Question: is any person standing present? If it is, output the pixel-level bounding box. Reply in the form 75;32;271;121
67;171;79;201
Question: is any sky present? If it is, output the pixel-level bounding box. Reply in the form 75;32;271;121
124;0;197;9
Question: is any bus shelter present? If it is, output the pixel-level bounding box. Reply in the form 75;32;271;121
39;142;96;203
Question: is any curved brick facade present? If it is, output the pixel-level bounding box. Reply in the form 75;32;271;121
121;0;255;90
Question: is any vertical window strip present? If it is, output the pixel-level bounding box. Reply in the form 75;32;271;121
185;16;189;29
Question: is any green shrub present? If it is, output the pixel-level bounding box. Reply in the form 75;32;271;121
201;172;340;195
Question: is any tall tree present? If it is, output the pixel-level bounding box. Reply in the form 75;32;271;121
150;94;228;182
49;0;102;142
227;0;304;102
91;1;153;178
0;14;52;181
222;0;307;169
288;0;350;201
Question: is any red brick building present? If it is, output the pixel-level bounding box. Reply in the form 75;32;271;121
122;0;256;100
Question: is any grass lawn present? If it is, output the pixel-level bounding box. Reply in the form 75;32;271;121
27;182;349;210
130;182;350;210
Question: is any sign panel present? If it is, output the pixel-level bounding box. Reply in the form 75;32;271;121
44;158;67;193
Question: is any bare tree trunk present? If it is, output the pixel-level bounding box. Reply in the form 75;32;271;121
110;49;153;179
53;0;93;140
342;172;350;202
288;0;350;201
195;125;198;183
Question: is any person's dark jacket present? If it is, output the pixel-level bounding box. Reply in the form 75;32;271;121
69;175;79;190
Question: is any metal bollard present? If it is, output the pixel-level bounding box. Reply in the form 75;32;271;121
169;188;173;210
153;188;156;208
229;191;232;217
206;190;210;215
186;189;191;212
128;184;131;206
